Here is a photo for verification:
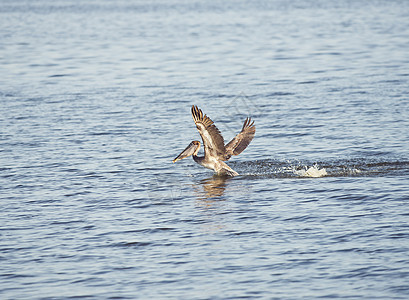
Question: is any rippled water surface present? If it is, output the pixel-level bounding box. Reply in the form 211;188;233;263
1;0;409;299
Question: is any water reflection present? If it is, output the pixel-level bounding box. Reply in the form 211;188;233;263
194;176;229;201
193;176;229;233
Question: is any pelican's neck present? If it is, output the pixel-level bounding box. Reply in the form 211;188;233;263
193;154;204;164
192;142;204;164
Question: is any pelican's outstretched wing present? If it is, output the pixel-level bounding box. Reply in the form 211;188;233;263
224;117;255;160
191;105;226;159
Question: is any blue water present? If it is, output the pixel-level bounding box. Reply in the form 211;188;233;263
1;0;409;299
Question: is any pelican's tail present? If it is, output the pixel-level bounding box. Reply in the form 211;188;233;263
217;161;239;177
221;168;239;177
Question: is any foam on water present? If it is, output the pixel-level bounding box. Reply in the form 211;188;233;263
292;165;328;177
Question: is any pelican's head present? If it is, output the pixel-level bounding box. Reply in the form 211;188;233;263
173;141;200;163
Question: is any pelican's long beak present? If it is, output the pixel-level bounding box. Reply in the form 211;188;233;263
173;142;197;163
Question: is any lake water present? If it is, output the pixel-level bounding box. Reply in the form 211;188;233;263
1;0;409;299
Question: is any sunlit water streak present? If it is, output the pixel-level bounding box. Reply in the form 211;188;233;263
1;0;409;299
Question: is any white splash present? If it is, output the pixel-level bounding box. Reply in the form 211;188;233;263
293;165;328;178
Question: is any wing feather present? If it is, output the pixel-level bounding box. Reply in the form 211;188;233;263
191;105;226;159
224;117;256;160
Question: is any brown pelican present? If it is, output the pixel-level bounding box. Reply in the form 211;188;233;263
173;105;256;176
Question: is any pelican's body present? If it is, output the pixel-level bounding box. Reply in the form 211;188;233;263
173;105;256;176
193;148;238;176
